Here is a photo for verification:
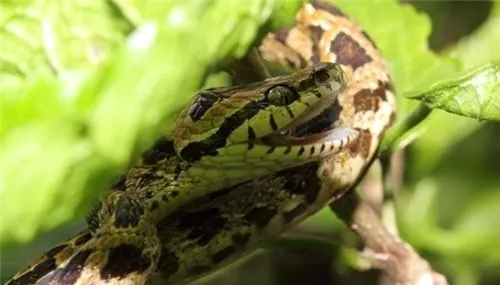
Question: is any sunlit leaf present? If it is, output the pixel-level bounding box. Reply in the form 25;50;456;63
408;62;500;121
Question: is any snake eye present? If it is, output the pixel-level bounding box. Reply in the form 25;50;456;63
265;85;299;106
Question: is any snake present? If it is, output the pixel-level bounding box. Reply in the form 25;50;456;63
5;1;396;284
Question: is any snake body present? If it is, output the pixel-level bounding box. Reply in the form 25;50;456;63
6;1;396;284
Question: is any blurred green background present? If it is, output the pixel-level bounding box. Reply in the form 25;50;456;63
1;1;500;285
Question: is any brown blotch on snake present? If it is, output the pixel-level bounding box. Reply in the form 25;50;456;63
178;209;228;246
330;31;373;71
349;129;373;159
309;25;325;64
74;232;92;246
101;245;152;280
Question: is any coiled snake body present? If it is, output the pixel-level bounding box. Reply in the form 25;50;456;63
6;1;396;284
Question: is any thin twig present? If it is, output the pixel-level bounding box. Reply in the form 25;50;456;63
330;191;448;285
229;48;271;84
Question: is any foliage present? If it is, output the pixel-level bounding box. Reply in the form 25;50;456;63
1;0;500;284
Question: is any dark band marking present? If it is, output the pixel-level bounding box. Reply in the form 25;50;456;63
308;25;325;64
10;253;59;285
181;84;307;162
310;146;315;155
283;203;308;223
244;207;276;228
279;163;320;198
311;0;346;17
141;149;168;165
188;91;223;121
269;114;278;131
162;194;169;202
150;200;159;211
141;138;176;165
267;146;276;154
45;244;68;258
320;144;325;153
330;31;372;71
153;138;176;155
157;249;180;278
113;196;144;229
74;232;92;246
297;147;305;156
248;127;256;140
178;208;227;246
232;233;251;247
211;246;237;264
101;245;152;280
46;249;92;285
285;106;295;118
303;165;323;204
284;145;292;155
180;100;263;162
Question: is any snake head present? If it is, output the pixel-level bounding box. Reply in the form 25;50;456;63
173;62;348;164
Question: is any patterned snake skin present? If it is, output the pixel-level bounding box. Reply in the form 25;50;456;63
6;1;396;284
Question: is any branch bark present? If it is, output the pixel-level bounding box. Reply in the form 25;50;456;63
330;191;448;285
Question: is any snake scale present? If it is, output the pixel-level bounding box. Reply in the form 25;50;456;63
6;1;396;284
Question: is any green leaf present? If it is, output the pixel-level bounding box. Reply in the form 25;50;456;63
408;3;500;175
0;0;301;247
407;62;500;121
0;0;131;88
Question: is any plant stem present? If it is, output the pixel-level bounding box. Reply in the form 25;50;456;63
229;48;271;84
379;103;432;157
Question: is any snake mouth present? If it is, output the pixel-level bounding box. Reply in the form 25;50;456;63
260;91;350;147
262;127;357;147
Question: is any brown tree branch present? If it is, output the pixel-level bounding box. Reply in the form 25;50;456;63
330;191;448;285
